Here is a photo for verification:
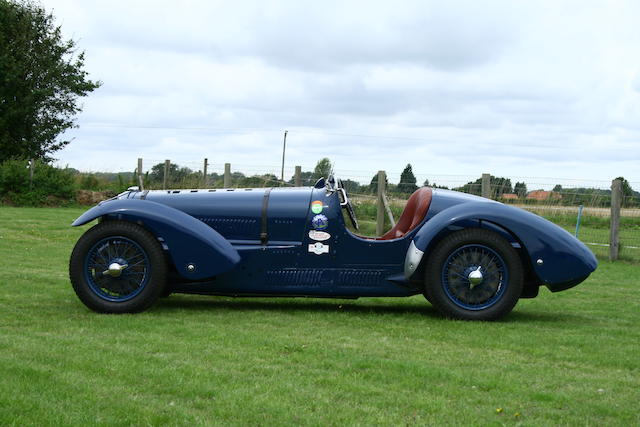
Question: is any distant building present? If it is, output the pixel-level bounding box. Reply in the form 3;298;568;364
526;190;562;201
501;193;518;200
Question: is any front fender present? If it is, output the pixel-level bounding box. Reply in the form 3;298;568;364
72;199;241;280
405;202;597;287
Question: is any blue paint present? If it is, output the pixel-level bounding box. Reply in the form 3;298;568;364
73;198;241;279
411;189;597;289
71;185;596;300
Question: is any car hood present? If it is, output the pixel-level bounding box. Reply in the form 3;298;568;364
125;187;314;242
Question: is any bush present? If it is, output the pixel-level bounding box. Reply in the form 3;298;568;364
77;173;101;190
0;159;75;206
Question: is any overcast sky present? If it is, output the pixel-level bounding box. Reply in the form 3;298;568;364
43;0;640;188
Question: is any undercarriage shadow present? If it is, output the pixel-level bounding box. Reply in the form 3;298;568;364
152;295;584;323
154;295;442;318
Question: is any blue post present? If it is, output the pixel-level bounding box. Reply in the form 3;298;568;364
575;205;584;238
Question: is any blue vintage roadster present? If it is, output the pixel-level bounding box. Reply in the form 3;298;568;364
69;177;597;320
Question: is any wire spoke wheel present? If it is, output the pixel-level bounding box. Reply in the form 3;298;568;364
442;244;507;310
84;236;150;302
424;229;523;320
70;221;167;313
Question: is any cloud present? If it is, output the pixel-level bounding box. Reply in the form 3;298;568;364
42;0;640;187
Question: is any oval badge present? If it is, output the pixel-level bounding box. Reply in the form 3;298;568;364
309;230;331;241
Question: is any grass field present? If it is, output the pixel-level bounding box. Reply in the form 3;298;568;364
1;207;639;425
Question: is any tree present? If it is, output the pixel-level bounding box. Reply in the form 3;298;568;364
514;181;528;198
289;170;314;186
340;179;362;194
615;176;636;208
312;158;332;181
455;175;512;197
0;0;101;162
615;177;633;198
397;163;418;194
149;162;194;187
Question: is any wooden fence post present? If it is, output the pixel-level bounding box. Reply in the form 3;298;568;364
203;158;208;188
224;163;231;188
295;166;301;186
163;159;170;190
281;130;288;182
481;173;491;199
137;158;144;190
376;170;386;237
382;193;396;228
609;178;622;261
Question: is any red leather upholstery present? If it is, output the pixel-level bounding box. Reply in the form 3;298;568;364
379;187;433;240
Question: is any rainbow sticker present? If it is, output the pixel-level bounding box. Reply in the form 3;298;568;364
311;200;323;214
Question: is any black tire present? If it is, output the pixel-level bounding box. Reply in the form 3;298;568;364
69;220;168;313
424;229;523;321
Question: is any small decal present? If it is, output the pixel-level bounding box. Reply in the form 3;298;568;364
308;230;331;241
311;214;329;230
308;242;329;255
311;200;324;214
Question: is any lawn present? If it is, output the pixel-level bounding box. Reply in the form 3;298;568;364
0;207;638;425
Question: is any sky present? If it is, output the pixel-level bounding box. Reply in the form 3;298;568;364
42;0;640;188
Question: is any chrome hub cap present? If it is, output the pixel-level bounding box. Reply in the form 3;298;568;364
468;267;483;289
105;262;127;278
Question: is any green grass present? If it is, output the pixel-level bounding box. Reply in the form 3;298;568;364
1;207;639;425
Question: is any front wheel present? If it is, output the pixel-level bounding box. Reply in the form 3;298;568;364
69;221;168;313
424;229;523;320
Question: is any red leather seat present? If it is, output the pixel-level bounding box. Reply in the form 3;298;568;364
379;187;433;240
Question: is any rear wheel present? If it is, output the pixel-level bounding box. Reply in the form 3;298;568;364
69;221;167;313
424;229;523;320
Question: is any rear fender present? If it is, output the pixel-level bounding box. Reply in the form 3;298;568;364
72;199;241;279
404;202;597;286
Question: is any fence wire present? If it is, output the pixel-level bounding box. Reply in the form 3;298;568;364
46;158;640;263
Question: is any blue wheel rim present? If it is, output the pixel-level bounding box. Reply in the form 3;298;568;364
441;244;508;310
83;236;150;302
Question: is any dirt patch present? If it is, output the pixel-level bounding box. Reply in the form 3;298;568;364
75;190;116;205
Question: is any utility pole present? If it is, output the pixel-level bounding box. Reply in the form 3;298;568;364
280;130;288;182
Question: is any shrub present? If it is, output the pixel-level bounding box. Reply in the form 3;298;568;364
0;159;75;206
77;173;101;190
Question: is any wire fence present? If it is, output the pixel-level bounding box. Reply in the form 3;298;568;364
33;157;640;263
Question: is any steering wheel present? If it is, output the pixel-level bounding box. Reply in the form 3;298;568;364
336;178;359;230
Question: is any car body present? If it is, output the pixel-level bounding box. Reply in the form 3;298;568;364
69;177;597;320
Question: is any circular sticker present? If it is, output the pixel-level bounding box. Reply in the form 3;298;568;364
311;200;323;214
311;214;329;230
